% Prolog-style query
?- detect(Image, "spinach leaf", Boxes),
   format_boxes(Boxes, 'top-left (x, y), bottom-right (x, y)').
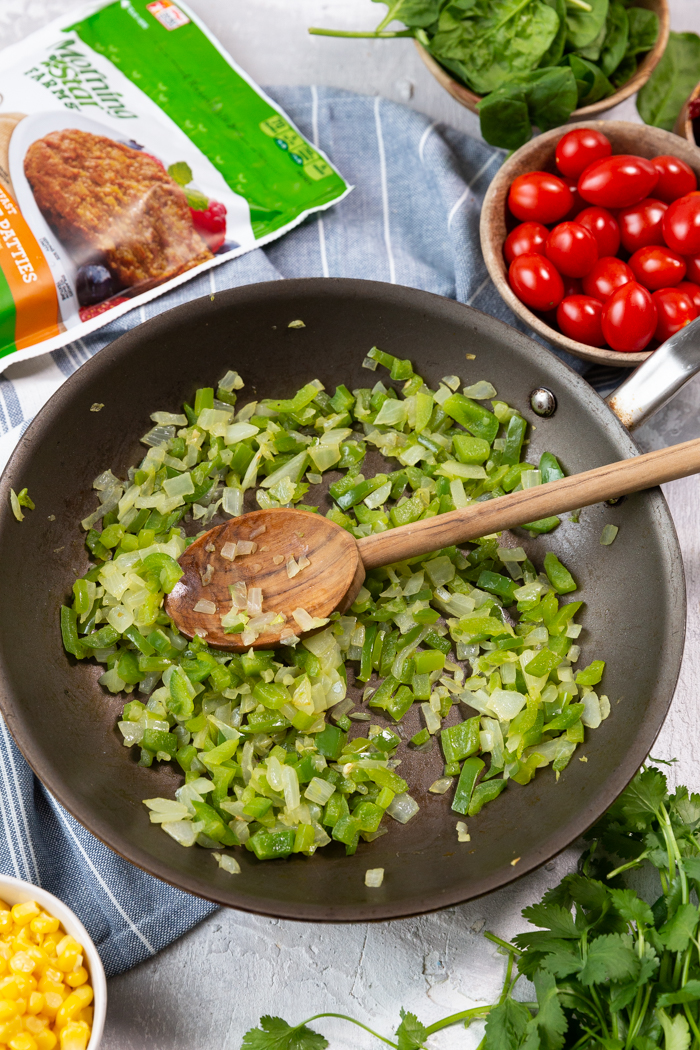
top-left (539, 0), bottom-right (567, 67)
top-left (478, 65), bottom-right (578, 149)
top-left (610, 50), bottom-right (637, 87)
top-left (564, 53), bottom-right (614, 105)
top-left (478, 86), bottom-right (532, 150)
top-left (565, 0), bottom-right (608, 51)
top-left (576, 20), bottom-right (607, 62)
top-left (527, 65), bottom-right (579, 127)
top-left (599, 1), bottom-right (629, 77)
top-left (637, 31), bottom-right (700, 131)
top-left (371, 0), bottom-right (443, 29)
top-left (429, 0), bottom-right (560, 94)
top-left (626, 6), bottom-right (659, 56)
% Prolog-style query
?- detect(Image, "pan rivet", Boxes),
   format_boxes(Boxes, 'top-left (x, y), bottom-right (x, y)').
top-left (530, 388), bottom-right (557, 417)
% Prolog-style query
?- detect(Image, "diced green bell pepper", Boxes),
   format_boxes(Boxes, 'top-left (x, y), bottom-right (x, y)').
top-left (452, 757), bottom-right (485, 815)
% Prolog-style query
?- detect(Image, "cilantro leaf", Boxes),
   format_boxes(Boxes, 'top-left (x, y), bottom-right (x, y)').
top-left (521, 904), bottom-right (579, 939)
top-left (577, 934), bottom-right (640, 986)
top-left (531, 970), bottom-right (567, 1050)
top-left (541, 943), bottom-right (583, 979)
top-left (659, 903), bottom-right (700, 953)
top-left (670, 786), bottom-right (700, 828)
top-left (658, 1009), bottom-right (691, 1050)
top-left (657, 980), bottom-right (700, 1007)
top-left (617, 767), bottom-right (667, 829)
top-left (608, 982), bottom-right (638, 1013)
top-left (681, 857), bottom-right (700, 884)
top-left (241, 1016), bottom-right (329, 1050)
top-left (484, 999), bottom-right (531, 1050)
top-left (396, 1010), bottom-right (426, 1050)
top-left (609, 888), bottom-right (654, 927)
top-left (563, 874), bottom-right (609, 914)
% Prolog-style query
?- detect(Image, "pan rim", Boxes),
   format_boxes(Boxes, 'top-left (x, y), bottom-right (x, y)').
top-left (0, 277), bottom-right (686, 921)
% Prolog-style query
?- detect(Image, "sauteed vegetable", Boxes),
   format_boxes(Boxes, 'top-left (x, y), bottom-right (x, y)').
top-left (61, 351), bottom-right (609, 862)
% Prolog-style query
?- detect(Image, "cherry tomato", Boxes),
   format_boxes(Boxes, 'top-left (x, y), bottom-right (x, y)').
top-left (556, 294), bottom-right (605, 346)
top-left (508, 172), bottom-right (573, 224)
top-left (651, 155), bottom-right (697, 203)
top-left (578, 155), bottom-right (658, 209)
top-left (663, 194), bottom-right (700, 255)
top-left (686, 254), bottom-right (700, 284)
top-left (555, 128), bottom-right (612, 180)
top-left (545, 221), bottom-right (598, 277)
top-left (676, 281), bottom-right (700, 312)
top-left (504, 222), bottom-right (548, 265)
top-left (629, 246), bottom-right (686, 290)
top-left (651, 287), bottom-right (697, 342)
top-left (601, 282), bottom-right (657, 352)
top-left (582, 256), bottom-right (634, 301)
top-left (617, 198), bottom-right (667, 253)
top-left (509, 253), bottom-right (565, 312)
top-left (576, 206), bottom-right (620, 257)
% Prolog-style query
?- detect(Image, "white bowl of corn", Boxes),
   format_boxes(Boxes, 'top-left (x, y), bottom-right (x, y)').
top-left (0, 875), bottom-right (106, 1049)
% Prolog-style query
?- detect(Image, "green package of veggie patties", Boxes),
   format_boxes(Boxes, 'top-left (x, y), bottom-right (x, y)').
top-left (0, 0), bottom-right (350, 370)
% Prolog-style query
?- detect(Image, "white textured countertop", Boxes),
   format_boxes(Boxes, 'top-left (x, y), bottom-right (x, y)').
top-left (2, 1), bottom-right (699, 1046)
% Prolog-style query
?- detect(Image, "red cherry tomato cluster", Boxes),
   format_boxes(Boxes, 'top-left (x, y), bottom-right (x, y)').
top-left (505, 129), bottom-right (700, 352)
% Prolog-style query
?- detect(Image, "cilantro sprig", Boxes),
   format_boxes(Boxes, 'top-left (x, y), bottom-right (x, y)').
top-left (241, 764), bottom-right (700, 1049)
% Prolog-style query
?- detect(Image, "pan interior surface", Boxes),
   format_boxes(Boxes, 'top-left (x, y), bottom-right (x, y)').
top-left (0, 279), bottom-right (684, 920)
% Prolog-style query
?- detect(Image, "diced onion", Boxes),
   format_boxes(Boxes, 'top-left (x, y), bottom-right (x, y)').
top-left (212, 852), bottom-right (241, 874)
top-left (193, 599), bottom-right (216, 615)
top-left (462, 381), bottom-right (497, 399)
top-left (386, 793), bottom-right (420, 824)
top-left (365, 868), bottom-right (385, 888)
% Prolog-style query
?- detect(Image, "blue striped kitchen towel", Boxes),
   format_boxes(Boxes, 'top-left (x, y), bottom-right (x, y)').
top-left (0, 86), bottom-right (621, 976)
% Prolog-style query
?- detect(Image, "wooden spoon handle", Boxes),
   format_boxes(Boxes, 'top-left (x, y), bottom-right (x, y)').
top-left (357, 437), bottom-right (700, 571)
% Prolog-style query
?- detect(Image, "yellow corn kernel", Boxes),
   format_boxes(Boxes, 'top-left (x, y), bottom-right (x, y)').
top-left (36, 1032), bottom-right (58, 1050)
top-left (24, 1016), bottom-right (47, 1035)
top-left (53, 948), bottom-right (80, 977)
top-left (11, 903), bottom-right (40, 928)
top-left (0, 900), bottom-right (10, 911)
top-left (8, 1032), bottom-right (38, 1050)
top-left (0, 912), bottom-right (13, 935)
top-left (40, 992), bottom-right (63, 1020)
top-left (0, 1016), bottom-right (22, 1042)
top-left (54, 987), bottom-right (92, 1031)
top-left (37, 981), bottom-right (64, 1002)
top-left (64, 970), bottom-right (87, 991)
top-left (77, 1007), bottom-right (92, 1028)
top-left (0, 998), bottom-right (21, 1022)
top-left (40, 936), bottom-right (60, 959)
top-left (13, 975), bottom-right (36, 997)
top-left (13, 930), bottom-right (37, 954)
top-left (0, 975), bottom-right (22, 999)
top-left (58, 1022), bottom-right (89, 1050)
top-left (28, 993), bottom-right (44, 1016)
top-left (29, 916), bottom-right (59, 937)
top-left (10, 952), bottom-right (36, 975)
top-left (53, 940), bottom-right (74, 961)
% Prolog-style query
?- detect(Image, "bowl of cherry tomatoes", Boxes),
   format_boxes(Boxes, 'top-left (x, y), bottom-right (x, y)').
top-left (480, 121), bottom-right (700, 365)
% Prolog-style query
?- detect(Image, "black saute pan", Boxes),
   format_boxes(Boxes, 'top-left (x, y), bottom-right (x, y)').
top-left (0, 278), bottom-right (689, 921)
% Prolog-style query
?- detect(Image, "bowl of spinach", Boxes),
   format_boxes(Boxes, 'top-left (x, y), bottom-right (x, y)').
top-left (310, 0), bottom-right (669, 153)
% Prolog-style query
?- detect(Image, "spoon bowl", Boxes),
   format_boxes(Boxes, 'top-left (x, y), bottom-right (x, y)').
top-left (165, 508), bottom-right (362, 649)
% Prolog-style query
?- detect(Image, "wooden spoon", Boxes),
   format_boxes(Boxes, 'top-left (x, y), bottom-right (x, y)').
top-left (165, 436), bottom-right (700, 650)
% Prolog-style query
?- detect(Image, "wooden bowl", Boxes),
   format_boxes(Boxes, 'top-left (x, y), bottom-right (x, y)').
top-left (676, 80), bottom-right (700, 145)
top-left (416, 0), bottom-right (669, 120)
top-left (480, 120), bottom-right (700, 366)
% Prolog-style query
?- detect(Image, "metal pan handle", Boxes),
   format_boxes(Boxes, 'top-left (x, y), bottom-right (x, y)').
top-left (606, 315), bottom-right (700, 430)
